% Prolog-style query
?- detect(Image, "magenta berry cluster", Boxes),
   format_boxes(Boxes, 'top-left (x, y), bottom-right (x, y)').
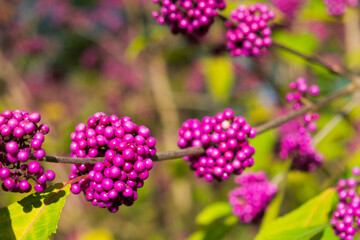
top-left (151, 0), bottom-right (226, 38)
top-left (69, 112), bottom-right (156, 213)
top-left (285, 77), bottom-right (320, 110)
top-left (277, 118), bottom-right (323, 171)
top-left (225, 3), bottom-right (275, 57)
top-left (272, 0), bottom-right (305, 19)
top-left (177, 109), bottom-right (257, 182)
top-left (277, 78), bottom-right (322, 171)
top-left (0, 110), bottom-right (53, 193)
top-left (324, 0), bottom-right (358, 16)
top-left (330, 167), bottom-right (360, 240)
top-left (229, 171), bottom-right (278, 223)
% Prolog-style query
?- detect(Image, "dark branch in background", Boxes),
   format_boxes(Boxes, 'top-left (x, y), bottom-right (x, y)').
top-left (216, 13), bottom-right (353, 76)
top-left (31, 81), bottom-right (359, 165)
top-left (272, 42), bottom-right (352, 76)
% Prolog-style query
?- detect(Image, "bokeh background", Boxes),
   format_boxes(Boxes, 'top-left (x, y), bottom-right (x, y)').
top-left (0, 0), bottom-right (360, 239)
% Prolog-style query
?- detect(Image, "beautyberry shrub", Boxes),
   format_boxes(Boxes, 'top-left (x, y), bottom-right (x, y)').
top-left (0, 110), bottom-right (53, 193)
top-left (225, 3), bottom-right (275, 57)
top-left (229, 171), bottom-right (278, 223)
top-left (69, 112), bottom-right (156, 213)
top-left (152, 0), bottom-right (226, 39)
top-left (178, 109), bottom-right (257, 182)
top-left (330, 167), bottom-right (360, 240)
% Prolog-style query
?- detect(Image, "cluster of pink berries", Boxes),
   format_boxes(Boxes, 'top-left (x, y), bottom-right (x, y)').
top-left (286, 77), bottom-right (320, 109)
top-left (330, 167), bottom-right (360, 240)
top-left (151, 0), bottom-right (226, 38)
top-left (277, 118), bottom-right (323, 171)
top-left (177, 109), bottom-right (257, 182)
top-left (0, 110), bottom-right (53, 193)
top-left (277, 78), bottom-right (323, 171)
top-left (324, 0), bottom-right (358, 16)
top-left (272, 0), bottom-right (305, 19)
top-left (225, 3), bottom-right (275, 57)
top-left (229, 171), bottom-right (278, 223)
top-left (69, 112), bottom-right (156, 213)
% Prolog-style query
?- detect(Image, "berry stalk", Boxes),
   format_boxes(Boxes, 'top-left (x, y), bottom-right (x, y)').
top-left (21, 80), bottom-right (360, 165)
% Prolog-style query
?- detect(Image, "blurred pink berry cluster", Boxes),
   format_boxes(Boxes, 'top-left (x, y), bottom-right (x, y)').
top-left (324, 0), bottom-right (358, 16)
top-left (152, 0), bottom-right (226, 39)
top-left (272, 0), bottom-right (306, 19)
top-left (225, 3), bottom-right (275, 57)
top-left (277, 78), bottom-right (323, 171)
top-left (229, 171), bottom-right (278, 223)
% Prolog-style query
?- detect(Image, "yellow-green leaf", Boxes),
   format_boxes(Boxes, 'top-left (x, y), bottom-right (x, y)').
top-left (196, 202), bottom-right (232, 226)
top-left (201, 56), bottom-right (234, 103)
top-left (256, 188), bottom-right (336, 240)
top-left (0, 183), bottom-right (71, 240)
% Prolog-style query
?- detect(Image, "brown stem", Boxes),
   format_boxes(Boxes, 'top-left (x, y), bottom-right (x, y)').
top-left (26, 81), bottom-right (359, 165)
top-left (63, 174), bottom-right (89, 186)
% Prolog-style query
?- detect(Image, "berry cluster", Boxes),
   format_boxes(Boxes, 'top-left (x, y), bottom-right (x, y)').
top-left (330, 167), bottom-right (360, 240)
top-left (229, 171), bottom-right (278, 223)
top-left (0, 110), bottom-right (53, 193)
top-left (225, 3), bottom-right (275, 57)
top-left (277, 78), bottom-right (322, 171)
top-left (324, 0), bottom-right (358, 16)
top-left (272, 0), bottom-right (305, 19)
top-left (69, 112), bottom-right (156, 213)
top-left (151, 0), bottom-right (226, 38)
top-left (285, 77), bottom-right (320, 111)
top-left (177, 109), bottom-right (257, 182)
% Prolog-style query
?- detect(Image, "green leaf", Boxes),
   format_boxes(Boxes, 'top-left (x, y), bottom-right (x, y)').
top-left (259, 225), bottom-right (329, 240)
top-left (273, 32), bottom-right (318, 66)
top-left (79, 228), bottom-right (115, 240)
top-left (190, 215), bottom-right (237, 240)
top-left (0, 183), bottom-right (71, 240)
top-left (256, 188), bottom-right (336, 240)
top-left (201, 56), bottom-right (234, 103)
top-left (187, 231), bottom-right (206, 240)
top-left (250, 130), bottom-right (277, 171)
top-left (196, 202), bottom-right (232, 226)
top-left (260, 159), bottom-right (292, 229)
top-left (320, 226), bottom-right (338, 240)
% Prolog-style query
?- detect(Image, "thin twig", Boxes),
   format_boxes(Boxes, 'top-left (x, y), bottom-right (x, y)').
top-left (272, 41), bottom-right (349, 76)
top-left (216, 14), bottom-right (353, 77)
top-left (29, 81), bottom-right (359, 165)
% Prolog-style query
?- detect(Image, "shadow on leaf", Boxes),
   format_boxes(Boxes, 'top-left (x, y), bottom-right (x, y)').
top-left (0, 207), bottom-right (16, 240)
top-left (18, 182), bottom-right (67, 213)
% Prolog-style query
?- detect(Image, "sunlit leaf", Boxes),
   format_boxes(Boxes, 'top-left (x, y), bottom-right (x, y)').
top-left (256, 188), bottom-right (336, 240)
top-left (0, 183), bottom-right (70, 240)
top-left (320, 226), bottom-right (338, 240)
top-left (196, 202), bottom-right (232, 226)
top-left (201, 56), bottom-right (234, 103)
top-left (258, 225), bottom-right (328, 240)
